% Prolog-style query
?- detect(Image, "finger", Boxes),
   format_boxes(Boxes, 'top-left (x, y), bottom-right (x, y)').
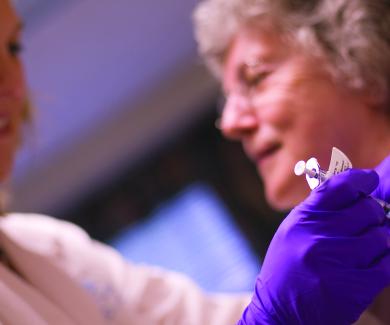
top-left (374, 154), bottom-right (390, 178)
top-left (305, 226), bottom-right (390, 269)
top-left (351, 250), bottom-right (390, 292)
top-left (321, 253), bottom-right (390, 317)
top-left (307, 169), bottom-right (379, 210)
top-left (334, 197), bottom-right (386, 234)
top-left (367, 250), bottom-right (390, 286)
top-left (372, 155), bottom-right (390, 201)
top-left (321, 251), bottom-right (390, 294)
top-left (299, 196), bottom-right (386, 236)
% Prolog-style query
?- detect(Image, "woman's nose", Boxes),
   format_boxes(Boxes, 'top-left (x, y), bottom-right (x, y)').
top-left (219, 94), bottom-right (258, 140)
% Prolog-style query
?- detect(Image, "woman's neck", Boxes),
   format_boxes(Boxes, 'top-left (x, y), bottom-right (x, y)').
top-left (353, 114), bottom-right (390, 168)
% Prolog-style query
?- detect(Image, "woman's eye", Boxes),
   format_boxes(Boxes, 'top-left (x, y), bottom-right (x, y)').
top-left (240, 64), bottom-right (271, 88)
top-left (8, 41), bottom-right (23, 56)
top-left (248, 71), bottom-right (270, 87)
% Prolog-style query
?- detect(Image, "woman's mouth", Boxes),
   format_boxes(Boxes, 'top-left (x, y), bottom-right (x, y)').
top-left (256, 143), bottom-right (282, 166)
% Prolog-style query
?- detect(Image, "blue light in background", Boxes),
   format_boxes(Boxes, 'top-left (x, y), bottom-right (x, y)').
top-left (110, 183), bottom-right (260, 292)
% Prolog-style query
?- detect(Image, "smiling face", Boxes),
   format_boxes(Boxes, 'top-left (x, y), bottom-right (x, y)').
top-left (0, 0), bottom-right (25, 182)
top-left (220, 26), bottom-right (389, 210)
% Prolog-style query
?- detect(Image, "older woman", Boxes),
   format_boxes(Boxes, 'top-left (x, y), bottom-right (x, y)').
top-left (194, 0), bottom-right (390, 324)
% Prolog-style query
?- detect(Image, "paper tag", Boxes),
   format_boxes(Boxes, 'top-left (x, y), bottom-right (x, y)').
top-left (327, 147), bottom-right (353, 176)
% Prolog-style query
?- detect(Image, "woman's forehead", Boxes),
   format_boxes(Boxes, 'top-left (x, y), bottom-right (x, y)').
top-left (226, 28), bottom-right (293, 69)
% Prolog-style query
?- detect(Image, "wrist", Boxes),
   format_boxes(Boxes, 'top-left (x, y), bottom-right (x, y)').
top-left (237, 293), bottom-right (280, 325)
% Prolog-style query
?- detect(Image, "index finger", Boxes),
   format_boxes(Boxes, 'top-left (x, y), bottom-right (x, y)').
top-left (306, 169), bottom-right (379, 211)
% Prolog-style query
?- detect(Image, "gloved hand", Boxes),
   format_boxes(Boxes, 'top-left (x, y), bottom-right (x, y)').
top-left (238, 169), bottom-right (390, 325)
top-left (372, 154), bottom-right (390, 202)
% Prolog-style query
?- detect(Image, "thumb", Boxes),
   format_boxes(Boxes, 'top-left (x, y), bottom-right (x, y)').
top-left (372, 154), bottom-right (390, 201)
top-left (374, 154), bottom-right (390, 178)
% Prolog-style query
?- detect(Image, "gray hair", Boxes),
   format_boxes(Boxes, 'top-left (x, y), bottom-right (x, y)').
top-left (193, 0), bottom-right (390, 110)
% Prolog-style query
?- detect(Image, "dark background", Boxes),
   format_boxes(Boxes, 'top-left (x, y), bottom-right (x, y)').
top-left (62, 106), bottom-right (284, 260)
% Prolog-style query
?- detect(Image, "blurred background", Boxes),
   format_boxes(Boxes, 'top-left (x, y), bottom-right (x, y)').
top-left (11, 0), bottom-right (284, 292)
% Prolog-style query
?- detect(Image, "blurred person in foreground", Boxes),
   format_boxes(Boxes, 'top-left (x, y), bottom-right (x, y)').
top-left (0, 0), bottom-right (252, 323)
top-left (193, 0), bottom-right (390, 324)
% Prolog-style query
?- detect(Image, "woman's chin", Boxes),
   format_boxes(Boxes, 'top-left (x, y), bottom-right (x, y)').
top-left (265, 184), bottom-right (310, 212)
top-left (266, 195), bottom-right (295, 211)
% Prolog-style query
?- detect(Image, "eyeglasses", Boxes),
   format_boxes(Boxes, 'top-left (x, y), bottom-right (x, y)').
top-left (216, 59), bottom-right (269, 129)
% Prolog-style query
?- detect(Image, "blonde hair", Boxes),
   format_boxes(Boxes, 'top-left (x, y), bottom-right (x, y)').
top-left (193, 0), bottom-right (390, 111)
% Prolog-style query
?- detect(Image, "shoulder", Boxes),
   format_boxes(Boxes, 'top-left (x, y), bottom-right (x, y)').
top-left (1, 213), bottom-right (129, 320)
top-left (0, 213), bottom-right (99, 275)
top-left (0, 213), bottom-right (124, 288)
top-left (1, 213), bottom-right (90, 250)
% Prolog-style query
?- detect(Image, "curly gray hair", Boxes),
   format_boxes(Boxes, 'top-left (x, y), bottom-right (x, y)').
top-left (193, 0), bottom-right (390, 111)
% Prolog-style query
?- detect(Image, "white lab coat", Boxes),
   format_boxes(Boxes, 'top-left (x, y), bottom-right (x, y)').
top-left (0, 213), bottom-right (251, 325)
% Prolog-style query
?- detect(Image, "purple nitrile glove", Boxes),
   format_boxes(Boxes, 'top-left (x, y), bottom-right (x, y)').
top-left (372, 154), bottom-right (390, 203)
top-left (238, 169), bottom-right (390, 325)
